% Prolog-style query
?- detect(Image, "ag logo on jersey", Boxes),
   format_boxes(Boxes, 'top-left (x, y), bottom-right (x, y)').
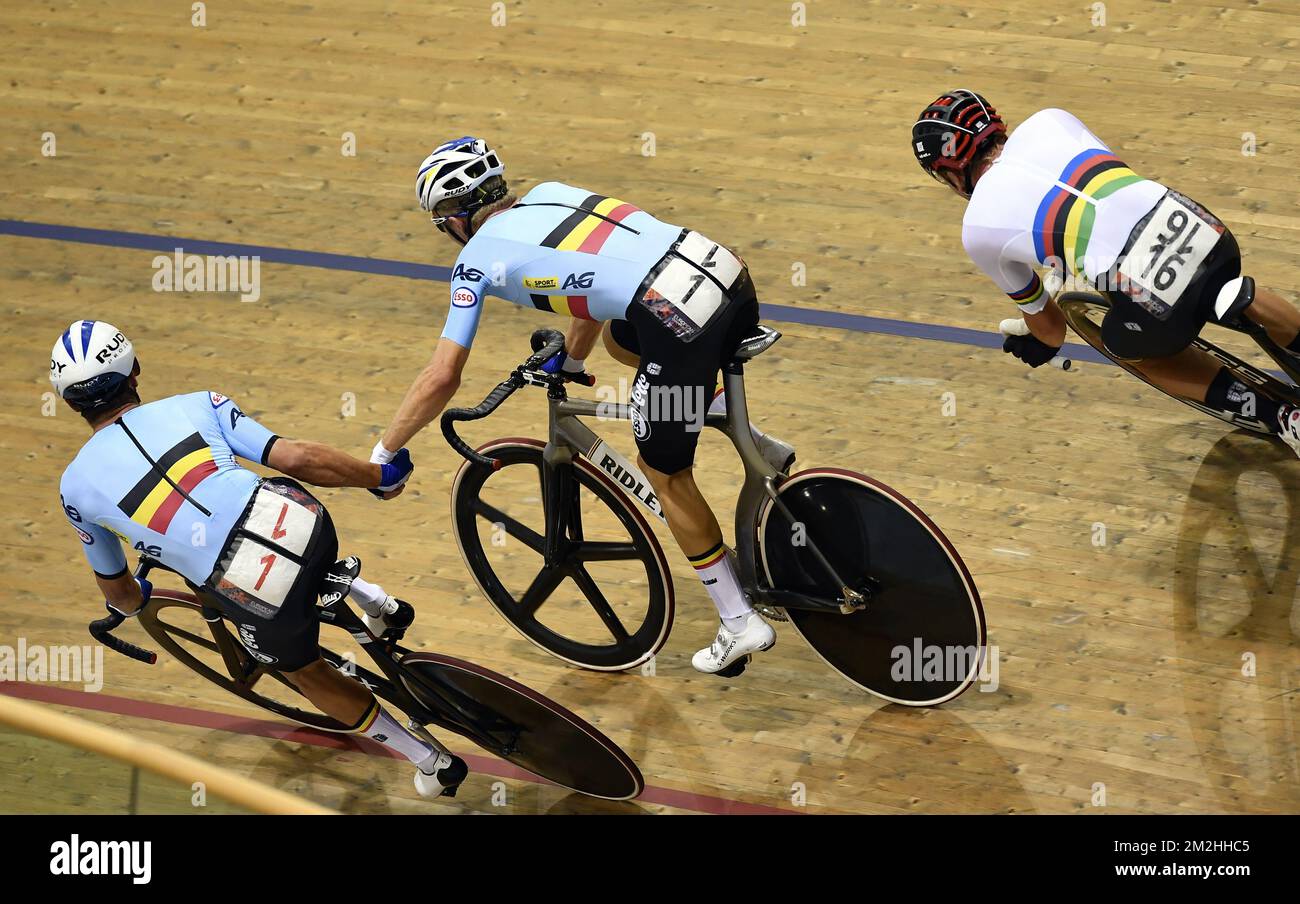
top-left (451, 263), bottom-right (485, 283)
top-left (563, 271), bottom-right (595, 291)
top-left (452, 287), bottom-right (478, 308)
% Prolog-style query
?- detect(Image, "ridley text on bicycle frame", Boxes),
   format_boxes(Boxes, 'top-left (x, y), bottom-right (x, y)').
top-left (585, 438), bottom-right (667, 523)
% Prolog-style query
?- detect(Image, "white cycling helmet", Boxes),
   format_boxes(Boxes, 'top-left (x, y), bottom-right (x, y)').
top-left (415, 136), bottom-right (507, 226)
top-left (49, 320), bottom-right (136, 406)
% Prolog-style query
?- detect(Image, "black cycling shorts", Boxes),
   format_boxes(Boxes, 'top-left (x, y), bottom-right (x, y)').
top-left (1099, 195), bottom-right (1242, 361)
top-left (609, 270), bottom-right (761, 475)
top-left (199, 478), bottom-right (338, 673)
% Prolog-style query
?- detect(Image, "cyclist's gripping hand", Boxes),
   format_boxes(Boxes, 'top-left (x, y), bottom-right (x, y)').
top-left (540, 349), bottom-right (596, 386)
top-left (999, 318), bottom-right (1061, 368)
top-left (370, 444), bottom-right (414, 500)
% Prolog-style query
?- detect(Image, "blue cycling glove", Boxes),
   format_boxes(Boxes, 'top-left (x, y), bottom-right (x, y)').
top-left (371, 448), bottom-right (414, 498)
top-left (541, 350), bottom-right (592, 384)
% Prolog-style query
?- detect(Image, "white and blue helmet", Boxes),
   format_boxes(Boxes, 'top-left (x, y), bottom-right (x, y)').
top-left (50, 320), bottom-right (136, 406)
top-left (415, 136), bottom-right (506, 223)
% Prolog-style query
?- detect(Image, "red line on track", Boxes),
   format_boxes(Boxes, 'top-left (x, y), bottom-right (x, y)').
top-left (0, 682), bottom-right (795, 816)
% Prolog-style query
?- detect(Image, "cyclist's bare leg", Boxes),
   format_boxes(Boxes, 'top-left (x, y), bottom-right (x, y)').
top-left (601, 322), bottom-right (639, 368)
top-left (636, 457), bottom-right (723, 555)
top-left (1244, 286), bottom-right (1300, 347)
top-left (287, 657), bottom-right (458, 785)
top-left (287, 657), bottom-right (372, 724)
top-left (1124, 345), bottom-right (1223, 400)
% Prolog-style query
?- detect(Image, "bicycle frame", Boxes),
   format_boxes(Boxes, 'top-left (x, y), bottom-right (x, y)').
top-left (126, 559), bottom-right (527, 756)
top-left (535, 363), bottom-right (865, 615)
top-left (1221, 310), bottom-right (1300, 388)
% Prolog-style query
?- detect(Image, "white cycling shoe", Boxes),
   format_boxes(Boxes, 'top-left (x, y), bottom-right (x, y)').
top-left (414, 750), bottom-right (469, 799)
top-left (1279, 406), bottom-right (1300, 458)
top-left (692, 612), bottom-right (776, 677)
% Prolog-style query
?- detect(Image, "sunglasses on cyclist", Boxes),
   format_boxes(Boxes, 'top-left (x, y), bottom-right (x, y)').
top-left (429, 167), bottom-right (504, 225)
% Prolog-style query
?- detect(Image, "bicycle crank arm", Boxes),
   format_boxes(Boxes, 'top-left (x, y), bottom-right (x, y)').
top-left (752, 587), bottom-right (852, 615)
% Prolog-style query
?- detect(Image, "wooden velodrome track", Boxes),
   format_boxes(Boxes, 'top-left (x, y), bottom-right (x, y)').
top-left (2, 0), bottom-right (1298, 814)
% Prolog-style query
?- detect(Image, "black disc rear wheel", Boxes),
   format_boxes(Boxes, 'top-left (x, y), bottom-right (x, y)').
top-left (400, 652), bottom-right (644, 800)
top-left (759, 469), bottom-right (985, 705)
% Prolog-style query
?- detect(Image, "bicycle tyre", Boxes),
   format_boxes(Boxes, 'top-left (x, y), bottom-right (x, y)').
top-left (758, 468), bottom-right (986, 705)
top-left (400, 652), bottom-right (644, 800)
top-left (450, 438), bottom-right (674, 671)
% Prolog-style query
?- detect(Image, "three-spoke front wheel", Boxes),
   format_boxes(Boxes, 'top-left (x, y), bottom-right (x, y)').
top-left (450, 438), bottom-right (674, 671)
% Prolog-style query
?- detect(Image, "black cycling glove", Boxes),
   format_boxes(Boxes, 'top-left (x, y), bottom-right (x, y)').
top-left (1003, 332), bottom-right (1061, 368)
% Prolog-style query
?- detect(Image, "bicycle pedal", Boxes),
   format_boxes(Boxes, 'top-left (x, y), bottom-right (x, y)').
top-left (753, 603), bottom-right (788, 623)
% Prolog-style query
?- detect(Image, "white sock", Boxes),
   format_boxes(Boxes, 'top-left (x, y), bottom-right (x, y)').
top-left (348, 577), bottom-right (398, 618)
top-left (358, 702), bottom-right (439, 764)
top-left (722, 614), bottom-right (750, 632)
top-left (689, 542), bottom-right (752, 620)
top-left (359, 702), bottom-right (437, 764)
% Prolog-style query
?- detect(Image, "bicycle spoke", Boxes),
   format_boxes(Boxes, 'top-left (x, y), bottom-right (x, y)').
top-left (568, 486), bottom-right (585, 542)
top-left (518, 566), bottom-right (567, 618)
top-left (159, 622), bottom-right (220, 653)
top-left (574, 541), bottom-right (643, 561)
top-left (571, 565), bottom-right (630, 643)
top-left (472, 499), bottom-right (545, 554)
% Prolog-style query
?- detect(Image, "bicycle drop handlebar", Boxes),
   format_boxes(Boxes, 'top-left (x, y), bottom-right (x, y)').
top-left (441, 328), bottom-right (569, 470)
top-left (88, 558), bottom-right (161, 665)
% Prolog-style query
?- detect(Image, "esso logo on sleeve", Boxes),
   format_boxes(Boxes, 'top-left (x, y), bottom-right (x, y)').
top-left (452, 288), bottom-right (478, 308)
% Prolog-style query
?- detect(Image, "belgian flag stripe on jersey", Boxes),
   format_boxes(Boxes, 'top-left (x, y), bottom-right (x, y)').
top-left (540, 194), bottom-right (641, 254)
top-left (118, 433), bottom-right (218, 533)
top-left (528, 293), bottom-right (593, 319)
top-left (541, 194), bottom-right (605, 248)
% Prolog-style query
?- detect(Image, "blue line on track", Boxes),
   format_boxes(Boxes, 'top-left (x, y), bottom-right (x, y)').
top-left (0, 217), bottom-right (1113, 364)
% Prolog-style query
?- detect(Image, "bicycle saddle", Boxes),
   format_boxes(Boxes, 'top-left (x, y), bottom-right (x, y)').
top-left (319, 555), bottom-right (361, 606)
top-left (732, 325), bottom-right (782, 361)
top-left (1213, 275), bottom-right (1256, 329)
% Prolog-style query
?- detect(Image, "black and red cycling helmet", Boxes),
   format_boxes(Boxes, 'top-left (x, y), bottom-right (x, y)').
top-left (912, 90), bottom-right (1007, 193)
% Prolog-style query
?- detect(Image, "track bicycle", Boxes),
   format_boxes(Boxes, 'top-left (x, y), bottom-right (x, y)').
top-left (89, 556), bottom-right (644, 800)
top-left (441, 328), bottom-right (987, 706)
top-left (1059, 291), bottom-right (1300, 432)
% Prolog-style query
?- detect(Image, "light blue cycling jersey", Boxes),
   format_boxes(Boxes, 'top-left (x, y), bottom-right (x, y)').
top-left (59, 392), bottom-right (278, 584)
top-left (442, 181), bottom-right (686, 348)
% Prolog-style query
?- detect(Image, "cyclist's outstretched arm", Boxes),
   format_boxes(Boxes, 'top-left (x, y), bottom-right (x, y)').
top-left (565, 317), bottom-right (603, 360)
top-left (1024, 295), bottom-right (1067, 347)
top-left (267, 440), bottom-right (385, 489)
top-left (379, 338), bottom-right (470, 452)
